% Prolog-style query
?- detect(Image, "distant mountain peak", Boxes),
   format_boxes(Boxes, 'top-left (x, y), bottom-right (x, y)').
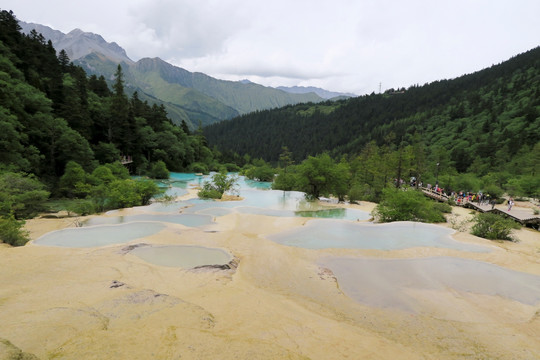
top-left (277, 85), bottom-right (356, 99)
top-left (67, 28), bottom-right (85, 35)
top-left (18, 21), bottom-right (133, 65)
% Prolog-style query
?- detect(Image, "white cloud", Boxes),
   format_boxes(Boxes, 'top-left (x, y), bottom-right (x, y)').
top-left (119, 0), bottom-right (249, 60)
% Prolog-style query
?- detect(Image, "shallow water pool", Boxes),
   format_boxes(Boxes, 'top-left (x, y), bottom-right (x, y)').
top-left (320, 256), bottom-right (540, 312)
top-left (83, 213), bottom-right (214, 227)
top-left (268, 220), bottom-right (491, 252)
top-left (130, 245), bottom-right (232, 268)
top-left (34, 222), bottom-right (166, 248)
top-left (183, 188), bottom-right (371, 220)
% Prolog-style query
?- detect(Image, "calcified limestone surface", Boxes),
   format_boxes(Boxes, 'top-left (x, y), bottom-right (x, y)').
top-left (1, 192), bottom-right (539, 360)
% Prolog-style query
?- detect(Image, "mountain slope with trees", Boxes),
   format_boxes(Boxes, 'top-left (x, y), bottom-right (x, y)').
top-left (207, 47), bottom-right (539, 204)
top-left (205, 47), bottom-right (540, 176)
top-left (0, 9), bottom-right (227, 244)
top-left (19, 21), bottom-right (326, 129)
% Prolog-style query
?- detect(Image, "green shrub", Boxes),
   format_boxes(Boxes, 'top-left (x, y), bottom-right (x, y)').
top-left (66, 199), bottom-right (96, 216)
top-left (224, 163), bottom-right (241, 172)
top-left (198, 172), bottom-right (239, 199)
top-left (89, 178), bottom-right (160, 211)
top-left (0, 215), bottom-right (29, 246)
top-left (471, 213), bottom-right (520, 241)
top-left (59, 161), bottom-right (88, 198)
top-left (347, 184), bottom-right (365, 203)
top-left (0, 172), bottom-right (50, 219)
top-left (190, 162), bottom-right (209, 174)
top-left (272, 170), bottom-right (298, 191)
top-left (482, 184), bottom-right (503, 200)
top-left (149, 160), bottom-right (170, 179)
top-left (134, 179), bottom-right (160, 205)
top-left (453, 173), bottom-right (482, 193)
top-left (197, 186), bottom-right (223, 199)
top-left (244, 164), bottom-right (275, 182)
top-left (105, 161), bottom-right (130, 180)
top-left (348, 183), bottom-right (378, 203)
top-left (372, 188), bottom-right (446, 223)
top-left (105, 180), bottom-right (142, 209)
top-left (432, 202), bottom-right (452, 213)
top-left (90, 166), bottom-right (116, 185)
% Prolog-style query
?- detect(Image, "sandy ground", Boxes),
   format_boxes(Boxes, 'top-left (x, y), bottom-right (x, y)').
top-left (1, 192), bottom-right (539, 360)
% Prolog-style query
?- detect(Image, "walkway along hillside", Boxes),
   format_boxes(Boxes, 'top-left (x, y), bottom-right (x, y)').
top-left (421, 187), bottom-right (540, 229)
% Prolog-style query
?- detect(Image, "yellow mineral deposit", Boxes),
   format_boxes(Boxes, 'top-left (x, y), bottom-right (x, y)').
top-left (1, 190), bottom-right (539, 359)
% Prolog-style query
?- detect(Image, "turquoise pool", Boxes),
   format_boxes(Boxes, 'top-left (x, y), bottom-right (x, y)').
top-left (34, 222), bottom-right (166, 248)
top-left (183, 188), bottom-right (371, 220)
top-left (268, 220), bottom-right (492, 252)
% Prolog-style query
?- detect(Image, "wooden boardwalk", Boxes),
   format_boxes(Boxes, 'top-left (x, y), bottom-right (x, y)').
top-left (120, 155), bottom-right (133, 165)
top-left (421, 187), bottom-right (540, 228)
top-left (491, 207), bottom-right (540, 228)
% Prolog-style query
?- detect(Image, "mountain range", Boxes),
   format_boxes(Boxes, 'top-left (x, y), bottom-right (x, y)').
top-left (19, 21), bottom-right (353, 128)
top-left (277, 86), bottom-right (356, 100)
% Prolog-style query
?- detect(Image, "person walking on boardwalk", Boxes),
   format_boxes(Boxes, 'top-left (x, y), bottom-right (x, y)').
top-left (490, 197), bottom-right (496, 210)
top-left (507, 197), bottom-right (514, 211)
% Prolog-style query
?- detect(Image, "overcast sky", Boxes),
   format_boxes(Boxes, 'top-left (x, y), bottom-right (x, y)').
top-left (3, 0), bottom-right (540, 95)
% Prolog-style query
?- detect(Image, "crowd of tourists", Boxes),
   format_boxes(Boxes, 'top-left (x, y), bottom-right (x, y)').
top-left (405, 177), bottom-right (519, 211)
top-left (423, 182), bottom-right (498, 209)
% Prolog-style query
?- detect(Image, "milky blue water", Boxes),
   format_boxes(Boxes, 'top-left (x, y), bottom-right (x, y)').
top-left (134, 175), bottom-right (371, 221)
top-left (130, 245), bottom-right (232, 268)
top-left (268, 220), bottom-right (492, 252)
top-left (34, 174), bottom-right (537, 314)
top-left (180, 187), bottom-right (372, 220)
top-left (319, 256), bottom-right (540, 311)
top-left (83, 213), bottom-right (214, 227)
top-left (34, 222), bottom-right (166, 248)
top-left (39, 174), bottom-right (478, 252)
top-left (160, 186), bottom-right (188, 198)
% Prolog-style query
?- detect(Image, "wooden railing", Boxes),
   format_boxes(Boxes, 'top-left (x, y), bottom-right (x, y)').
top-left (120, 155), bottom-right (133, 165)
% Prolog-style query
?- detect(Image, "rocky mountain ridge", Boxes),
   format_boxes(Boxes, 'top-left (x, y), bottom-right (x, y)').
top-left (20, 21), bottom-right (133, 64)
top-left (18, 21), bottom-right (353, 128)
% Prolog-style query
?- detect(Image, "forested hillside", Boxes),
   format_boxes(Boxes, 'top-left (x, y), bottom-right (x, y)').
top-left (205, 47), bottom-right (540, 178)
top-left (0, 9), bottom-right (218, 182)
top-left (1, 9), bottom-right (232, 244)
top-left (77, 55), bottom-right (323, 129)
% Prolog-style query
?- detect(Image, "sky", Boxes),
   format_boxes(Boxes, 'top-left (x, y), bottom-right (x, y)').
top-left (2, 0), bottom-right (540, 95)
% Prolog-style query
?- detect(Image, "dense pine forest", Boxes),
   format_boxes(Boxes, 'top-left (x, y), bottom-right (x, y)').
top-left (205, 47), bottom-right (540, 169)
top-left (0, 10), bottom-right (217, 179)
top-left (205, 46), bottom-right (540, 201)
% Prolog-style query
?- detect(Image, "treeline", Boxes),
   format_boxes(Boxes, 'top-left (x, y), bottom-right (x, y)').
top-left (0, 10), bottom-right (220, 245)
top-left (242, 139), bottom-right (538, 204)
top-left (205, 47), bottom-right (540, 182)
